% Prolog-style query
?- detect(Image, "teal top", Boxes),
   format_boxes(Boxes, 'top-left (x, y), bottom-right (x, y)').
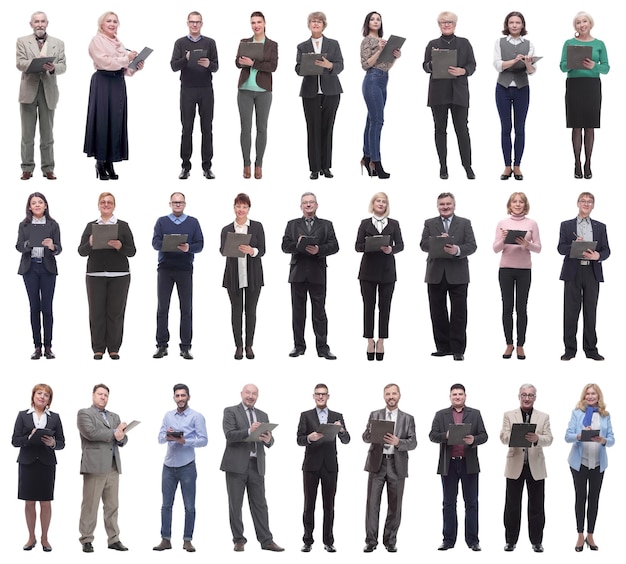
top-left (240, 38), bottom-right (266, 92)
top-left (560, 37), bottom-right (609, 78)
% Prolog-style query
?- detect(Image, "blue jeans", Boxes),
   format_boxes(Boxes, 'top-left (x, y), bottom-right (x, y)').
top-left (161, 461), bottom-right (197, 540)
top-left (495, 84), bottom-right (530, 166)
top-left (362, 68), bottom-right (388, 161)
top-left (441, 458), bottom-right (479, 546)
top-left (23, 260), bottom-right (56, 348)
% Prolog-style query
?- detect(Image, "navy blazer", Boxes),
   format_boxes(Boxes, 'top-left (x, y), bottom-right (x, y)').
top-left (12, 410), bottom-right (65, 465)
top-left (558, 218), bottom-right (610, 282)
top-left (355, 218), bottom-right (404, 284)
top-left (297, 408), bottom-right (350, 472)
top-left (296, 36), bottom-right (344, 97)
top-left (16, 219), bottom-right (62, 275)
top-left (220, 220), bottom-right (265, 292)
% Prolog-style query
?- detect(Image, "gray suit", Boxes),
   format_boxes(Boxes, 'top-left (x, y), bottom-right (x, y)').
top-left (77, 406), bottom-right (127, 545)
top-left (363, 408), bottom-right (417, 548)
top-left (16, 33), bottom-right (65, 173)
top-left (220, 403), bottom-right (276, 546)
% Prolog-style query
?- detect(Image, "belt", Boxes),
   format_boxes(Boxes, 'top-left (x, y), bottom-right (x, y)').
top-left (451, 456), bottom-right (464, 460)
top-left (31, 258), bottom-right (43, 263)
top-left (382, 454), bottom-right (395, 459)
top-left (579, 260), bottom-right (590, 266)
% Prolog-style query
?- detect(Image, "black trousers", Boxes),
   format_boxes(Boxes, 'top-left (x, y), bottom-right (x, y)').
top-left (360, 280), bottom-right (395, 339)
top-left (431, 104), bottom-right (472, 167)
top-left (571, 465), bottom-right (604, 534)
top-left (227, 287), bottom-right (261, 347)
top-left (290, 281), bottom-right (329, 353)
top-left (302, 466), bottom-right (337, 546)
top-left (180, 86), bottom-right (214, 171)
top-left (427, 275), bottom-right (468, 354)
top-left (498, 267), bottom-right (531, 346)
top-left (563, 264), bottom-right (600, 355)
top-left (156, 269), bottom-right (193, 350)
top-left (504, 464), bottom-right (545, 545)
top-left (302, 94), bottom-right (340, 172)
top-left (85, 274), bottom-right (130, 353)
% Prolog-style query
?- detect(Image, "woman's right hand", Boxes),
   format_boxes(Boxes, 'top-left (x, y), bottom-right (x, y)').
top-left (239, 56), bottom-right (254, 67)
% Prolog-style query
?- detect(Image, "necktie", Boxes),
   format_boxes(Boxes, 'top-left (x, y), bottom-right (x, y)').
top-left (248, 408), bottom-right (256, 454)
top-left (443, 217), bottom-right (450, 233)
top-left (305, 218), bottom-right (313, 233)
top-left (383, 411), bottom-right (392, 450)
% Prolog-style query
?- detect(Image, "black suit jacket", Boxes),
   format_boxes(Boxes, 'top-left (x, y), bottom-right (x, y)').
top-left (220, 220), bottom-right (265, 292)
top-left (363, 409), bottom-right (417, 479)
top-left (355, 218), bottom-right (404, 284)
top-left (220, 403), bottom-right (274, 477)
top-left (282, 217), bottom-right (339, 284)
top-left (429, 405), bottom-right (488, 475)
top-left (420, 215), bottom-right (477, 284)
top-left (558, 218), bottom-right (609, 282)
top-left (12, 410), bottom-right (65, 465)
top-left (16, 219), bottom-right (62, 275)
top-left (296, 36), bottom-right (344, 97)
top-left (297, 408), bottom-right (350, 472)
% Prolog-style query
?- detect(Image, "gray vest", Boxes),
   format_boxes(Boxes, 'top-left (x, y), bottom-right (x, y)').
top-left (497, 38), bottom-right (530, 89)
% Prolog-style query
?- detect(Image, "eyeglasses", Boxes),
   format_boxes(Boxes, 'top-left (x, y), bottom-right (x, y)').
top-left (520, 393), bottom-right (536, 399)
top-left (188, 20), bottom-right (202, 25)
top-left (438, 20), bottom-right (456, 26)
top-left (171, 201), bottom-right (186, 206)
top-left (578, 200), bottom-right (594, 205)
top-left (314, 392), bottom-right (328, 397)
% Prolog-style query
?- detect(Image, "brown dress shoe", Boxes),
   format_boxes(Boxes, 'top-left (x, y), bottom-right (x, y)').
top-left (262, 541), bottom-right (285, 552)
top-left (43, 171), bottom-right (57, 180)
top-left (183, 541), bottom-right (195, 552)
top-left (243, 166), bottom-right (251, 179)
top-left (254, 166), bottom-right (262, 179)
top-left (234, 542), bottom-right (245, 552)
top-left (153, 539), bottom-right (172, 551)
top-left (21, 171), bottom-right (33, 180)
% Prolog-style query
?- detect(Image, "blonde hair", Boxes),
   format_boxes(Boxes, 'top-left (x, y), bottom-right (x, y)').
top-left (368, 192), bottom-right (390, 217)
top-left (573, 11), bottom-right (594, 30)
top-left (97, 11), bottom-right (119, 34)
top-left (506, 192), bottom-right (529, 215)
top-left (575, 383), bottom-right (609, 416)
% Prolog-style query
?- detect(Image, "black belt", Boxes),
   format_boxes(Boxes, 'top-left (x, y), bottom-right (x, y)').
top-left (451, 456), bottom-right (464, 460)
top-left (382, 453), bottom-right (394, 459)
top-left (31, 258), bottom-right (43, 263)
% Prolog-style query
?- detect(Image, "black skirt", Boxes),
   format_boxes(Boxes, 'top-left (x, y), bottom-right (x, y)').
top-left (84, 69), bottom-right (129, 162)
top-left (565, 77), bottom-right (601, 128)
top-left (18, 460), bottom-right (56, 501)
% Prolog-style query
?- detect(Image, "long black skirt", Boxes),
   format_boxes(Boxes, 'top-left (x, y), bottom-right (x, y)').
top-left (18, 460), bottom-right (56, 501)
top-left (84, 69), bottom-right (129, 162)
top-left (565, 77), bottom-right (601, 128)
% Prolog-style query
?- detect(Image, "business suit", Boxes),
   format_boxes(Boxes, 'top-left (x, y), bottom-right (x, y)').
top-left (220, 403), bottom-right (276, 546)
top-left (16, 33), bottom-right (66, 174)
top-left (500, 408), bottom-right (552, 545)
top-left (363, 408), bottom-right (417, 548)
top-left (355, 218), bottom-right (404, 339)
top-left (557, 217), bottom-right (610, 357)
top-left (420, 214), bottom-right (477, 354)
top-left (429, 405), bottom-right (488, 547)
top-left (297, 408), bottom-right (350, 546)
top-left (282, 216), bottom-right (339, 354)
top-left (296, 36), bottom-right (343, 172)
top-left (77, 406), bottom-right (128, 545)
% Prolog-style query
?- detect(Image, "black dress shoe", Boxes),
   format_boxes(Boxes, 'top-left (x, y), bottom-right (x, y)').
top-left (289, 348), bottom-right (305, 357)
top-left (453, 353), bottom-right (464, 361)
top-left (586, 351), bottom-right (604, 361)
top-left (31, 348), bottom-right (42, 360)
top-left (431, 350), bottom-right (453, 357)
top-left (234, 347), bottom-right (244, 360)
top-left (363, 544), bottom-right (376, 552)
top-left (261, 541), bottom-right (284, 552)
top-left (561, 352), bottom-right (576, 361)
top-left (301, 544), bottom-right (312, 552)
top-left (82, 542), bottom-right (94, 553)
top-left (109, 353), bottom-right (120, 360)
top-left (585, 538), bottom-right (598, 551)
top-left (575, 544), bottom-right (584, 552)
top-left (385, 544), bottom-right (397, 552)
top-left (44, 346), bottom-right (55, 359)
top-left (318, 349), bottom-right (337, 360)
top-left (469, 543), bottom-right (481, 551)
top-left (108, 541), bottom-right (128, 551)
top-left (321, 168), bottom-right (334, 178)
top-left (234, 542), bottom-right (245, 552)
top-left (375, 352), bottom-right (384, 361)
top-left (532, 543), bottom-right (544, 553)
top-left (180, 349), bottom-right (193, 360)
top-left (324, 545), bottom-right (336, 552)
top-left (42, 544), bottom-right (52, 552)
top-left (43, 171), bottom-right (57, 180)
top-left (438, 543), bottom-right (454, 550)
top-left (23, 540), bottom-right (37, 550)
top-left (93, 352), bottom-right (104, 360)
top-left (179, 169), bottom-right (190, 179)
top-left (439, 165), bottom-right (448, 179)
top-left (153, 346), bottom-right (168, 359)
top-left (203, 169), bottom-right (215, 179)
top-left (310, 171), bottom-right (319, 180)
top-left (504, 543), bottom-right (516, 551)
top-left (245, 346), bottom-right (255, 359)
top-left (465, 166), bottom-right (476, 179)
top-left (104, 162), bottom-right (119, 180)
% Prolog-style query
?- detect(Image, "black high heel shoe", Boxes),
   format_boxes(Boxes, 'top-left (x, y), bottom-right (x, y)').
top-left (585, 538), bottom-right (598, 551)
top-left (361, 156), bottom-right (374, 176)
top-left (96, 161), bottom-right (110, 180)
top-left (574, 164), bottom-right (583, 179)
top-left (500, 168), bottom-right (513, 180)
top-left (105, 162), bottom-right (119, 180)
top-left (583, 164), bottom-right (592, 180)
top-left (370, 161), bottom-right (390, 179)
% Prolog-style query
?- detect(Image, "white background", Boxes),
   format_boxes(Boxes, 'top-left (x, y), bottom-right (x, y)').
top-left (2, 1), bottom-right (622, 563)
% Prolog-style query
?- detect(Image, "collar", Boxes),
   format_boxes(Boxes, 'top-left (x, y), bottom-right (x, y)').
top-left (97, 214), bottom-right (117, 225)
top-left (169, 212), bottom-right (188, 223)
top-left (27, 407), bottom-right (51, 415)
top-left (187, 34), bottom-right (203, 42)
top-left (235, 218), bottom-right (251, 228)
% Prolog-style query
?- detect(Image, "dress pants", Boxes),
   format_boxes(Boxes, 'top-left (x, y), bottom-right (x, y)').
top-left (225, 458), bottom-right (273, 546)
top-left (431, 104), bottom-right (472, 167)
top-left (227, 287), bottom-right (261, 347)
top-left (571, 465), bottom-right (604, 534)
top-left (303, 466), bottom-right (337, 546)
top-left (79, 464), bottom-right (121, 544)
top-left (504, 464), bottom-right (545, 545)
top-left (302, 94), bottom-right (340, 172)
top-left (86, 274), bottom-right (130, 353)
top-left (365, 456), bottom-right (405, 548)
top-left (20, 82), bottom-right (55, 173)
top-left (161, 461), bottom-right (197, 541)
top-left (563, 264), bottom-right (600, 355)
top-left (22, 260), bottom-right (56, 348)
top-left (180, 86), bottom-right (214, 172)
top-left (360, 280), bottom-right (395, 339)
top-left (495, 84), bottom-right (530, 166)
top-left (498, 267), bottom-right (531, 346)
top-left (427, 274), bottom-right (468, 354)
top-left (290, 281), bottom-right (329, 353)
top-left (156, 269), bottom-right (193, 351)
top-left (237, 89), bottom-right (272, 167)
top-left (441, 457), bottom-right (479, 547)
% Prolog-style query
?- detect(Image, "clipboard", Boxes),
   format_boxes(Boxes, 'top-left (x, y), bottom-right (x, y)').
top-left (364, 234), bottom-right (391, 252)
top-left (189, 49), bottom-right (207, 64)
top-left (316, 423), bottom-right (342, 442)
top-left (566, 45), bottom-right (592, 70)
top-left (508, 423), bottom-right (537, 447)
top-left (162, 233), bottom-right (188, 252)
top-left (569, 240), bottom-right (597, 259)
top-left (238, 41), bottom-right (264, 61)
top-left (123, 420), bottom-right (141, 433)
top-left (299, 53), bottom-right (327, 76)
top-left (581, 429), bottom-right (600, 442)
top-left (29, 223), bottom-right (53, 246)
top-left (377, 35), bottom-right (406, 64)
top-left (166, 430), bottom-right (184, 438)
top-left (29, 428), bottom-right (55, 441)
top-left (128, 47), bottom-right (153, 70)
top-left (428, 236), bottom-right (456, 259)
top-left (431, 49), bottom-right (457, 79)
top-left (504, 230), bottom-right (527, 244)
top-left (222, 232), bottom-right (252, 258)
top-left (91, 224), bottom-right (118, 250)
top-left (25, 56), bottom-right (55, 73)
top-left (447, 423), bottom-right (471, 445)
top-left (296, 235), bottom-right (319, 253)
top-left (369, 420), bottom-right (395, 444)
top-left (245, 422), bottom-right (278, 441)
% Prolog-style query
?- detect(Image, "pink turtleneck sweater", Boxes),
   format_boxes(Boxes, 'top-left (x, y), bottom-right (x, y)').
top-left (493, 214), bottom-right (541, 269)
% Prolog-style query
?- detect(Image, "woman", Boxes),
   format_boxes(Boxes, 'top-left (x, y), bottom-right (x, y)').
top-left (360, 11), bottom-right (401, 179)
top-left (355, 192), bottom-right (403, 361)
top-left (220, 193), bottom-right (265, 360)
top-left (560, 12), bottom-right (609, 179)
top-left (236, 11), bottom-right (278, 180)
top-left (494, 12), bottom-right (535, 181)
top-left (493, 192), bottom-right (541, 360)
top-left (84, 11), bottom-right (144, 180)
top-left (12, 384), bottom-right (65, 552)
top-left (16, 193), bottom-right (61, 360)
top-left (78, 192), bottom-right (136, 359)
top-left (296, 12), bottom-right (344, 180)
top-left (565, 383), bottom-right (615, 551)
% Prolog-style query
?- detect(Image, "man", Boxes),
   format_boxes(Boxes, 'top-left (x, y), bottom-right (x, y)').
top-left (16, 11), bottom-right (66, 180)
top-left (281, 192), bottom-right (339, 360)
top-left (500, 384), bottom-right (553, 553)
top-left (557, 192), bottom-right (610, 361)
top-left (429, 383), bottom-right (488, 551)
top-left (420, 192), bottom-right (477, 361)
top-left (153, 384), bottom-right (208, 553)
top-left (220, 384), bottom-right (284, 552)
top-left (152, 192), bottom-right (204, 360)
top-left (171, 11), bottom-right (218, 179)
top-left (77, 384), bottom-right (129, 553)
top-left (362, 383), bottom-right (416, 553)
top-left (297, 383), bottom-right (350, 553)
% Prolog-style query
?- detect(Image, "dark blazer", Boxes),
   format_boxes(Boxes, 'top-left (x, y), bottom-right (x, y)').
top-left (220, 220), bottom-right (265, 291)
top-left (78, 220), bottom-right (136, 273)
top-left (282, 217), bottom-right (339, 284)
top-left (363, 408), bottom-right (417, 479)
top-left (429, 405), bottom-right (488, 476)
top-left (12, 410), bottom-right (65, 465)
top-left (236, 37), bottom-right (278, 91)
top-left (297, 408), bottom-right (350, 472)
top-left (220, 403), bottom-right (274, 477)
top-left (355, 218), bottom-right (404, 284)
top-left (77, 406), bottom-right (127, 474)
top-left (296, 36), bottom-right (344, 97)
top-left (420, 215), bottom-right (477, 284)
top-left (16, 219), bottom-right (62, 275)
top-left (558, 218), bottom-right (609, 282)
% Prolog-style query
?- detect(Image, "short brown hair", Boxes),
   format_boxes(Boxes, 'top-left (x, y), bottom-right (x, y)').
top-left (234, 193), bottom-right (251, 207)
top-left (31, 384), bottom-right (53, 408)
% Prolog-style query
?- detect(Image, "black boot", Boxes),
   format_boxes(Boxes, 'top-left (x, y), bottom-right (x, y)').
top-left (104, 162), bottom-right (119, 180)
top-left (95, 161), bottom-right (109, 180)
top-left (370, 161), bottom-right (390, 179)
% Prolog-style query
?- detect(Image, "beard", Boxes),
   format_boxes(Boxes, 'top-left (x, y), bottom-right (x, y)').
top-left (34, 29), bottom-right (46, 38)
